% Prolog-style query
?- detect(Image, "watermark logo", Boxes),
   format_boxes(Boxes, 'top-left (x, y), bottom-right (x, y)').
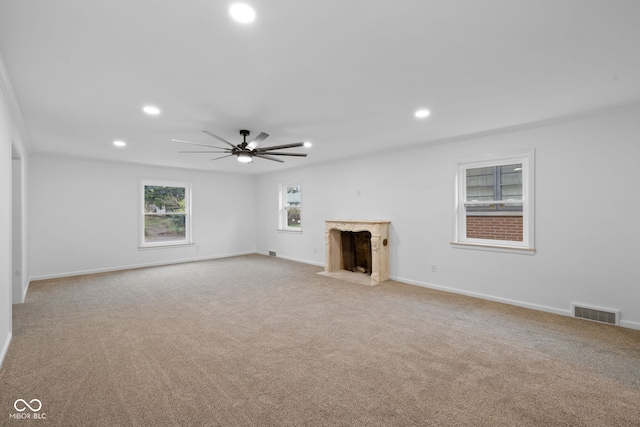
top-left (9, 399), bottom-right (46, 420)
top-left (14, 399), bottom-right (42, 412)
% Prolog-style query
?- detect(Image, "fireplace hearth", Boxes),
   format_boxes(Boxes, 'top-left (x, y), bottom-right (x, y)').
top-left (321, 220), bottom-right (390, 285)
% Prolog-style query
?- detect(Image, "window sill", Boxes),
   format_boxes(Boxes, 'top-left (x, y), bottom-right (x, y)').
top-left (139, 242), bottom-right (195, 250)
top-left (450, 241), bottom-right (536, 255)
top-left (277, 229), bottom-right (302, 233)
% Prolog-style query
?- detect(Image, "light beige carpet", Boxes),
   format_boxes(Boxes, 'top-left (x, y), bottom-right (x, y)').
top-left (1, 254), bottom-right (639, 426)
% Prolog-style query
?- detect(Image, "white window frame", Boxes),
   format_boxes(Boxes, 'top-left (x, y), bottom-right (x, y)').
top-left (139, 178), bottom-right (193, 248)
top-left (452, 150), bottom-right (535, 254)
top-left (279, 182), bottom-right (302, 232)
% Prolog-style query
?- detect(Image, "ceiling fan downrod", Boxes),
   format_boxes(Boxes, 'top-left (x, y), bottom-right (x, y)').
top-left (239, 129), bottom-right (250, 149)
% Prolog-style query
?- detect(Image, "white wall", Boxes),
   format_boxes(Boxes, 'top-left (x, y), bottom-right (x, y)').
top-left (0, 78), bottom-right (12, 368)
top-left (28, 155), bottom-right (257, 279)
top-left (255, 105), bottom-right (640, 329)
top-left (1, 56), bottom-right (30, 367)
top-left (11, 154), bottom-right (22, 303)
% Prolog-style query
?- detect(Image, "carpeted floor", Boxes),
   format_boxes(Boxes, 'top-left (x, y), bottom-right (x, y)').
top-left (1, 254), bottom-right (639, 426)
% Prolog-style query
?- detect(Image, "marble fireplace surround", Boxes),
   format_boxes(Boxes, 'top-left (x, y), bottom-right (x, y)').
top-left (322, 220), bottom-right (390, 286)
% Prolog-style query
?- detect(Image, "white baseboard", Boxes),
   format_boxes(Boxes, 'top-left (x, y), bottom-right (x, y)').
top-left (620, 319), bottom-right (640, 331)
top-left (390, 275), bottom-right (572, 318)
top-left (28, 251), bottom-right (257, 281)
top-left (270, 254), bottom-right (325, 267)
top-left (257, 256), bottom-right (573, 319)
top-left (392, 276), bottom-right (640, 331)
top-left (0, 332), bottom-right (11, 370)
top-left (254, 258), bottom-right (595, 324)
top-left (256, 251), bottom-right (325, 267)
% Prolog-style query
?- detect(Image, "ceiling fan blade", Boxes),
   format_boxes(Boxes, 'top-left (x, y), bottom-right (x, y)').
top-left (209, 154), bottom-right (235, 161)
top-left (179, 150), bottom-right (230, 154)
top-left (256, 142), bottom-right (305, 152)
top-left (254, 154), bottom-right (285, 163)
top-left (254, 152), bottom-right (307, 157)
top-left (247, 132), bottom-right (269, 149)
top-left (203, 131), bottom-right (237, 149)
top-left (172, 139), bottom-right (228, 150)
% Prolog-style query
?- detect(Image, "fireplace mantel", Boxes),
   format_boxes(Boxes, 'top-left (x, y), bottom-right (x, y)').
top-left (324, 220), bottom-right (390, 285)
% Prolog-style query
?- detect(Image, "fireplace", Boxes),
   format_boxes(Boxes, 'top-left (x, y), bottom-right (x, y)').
top-left (341, 230), bottom-right (372, 274)
top-left (322, 220), bottom-right (390, 285)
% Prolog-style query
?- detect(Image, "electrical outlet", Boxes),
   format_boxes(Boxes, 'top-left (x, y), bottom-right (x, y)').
top-left (431, 264), bottom-right (437, 273)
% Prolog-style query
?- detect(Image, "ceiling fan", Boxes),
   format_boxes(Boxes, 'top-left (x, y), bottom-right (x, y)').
top-left (172, 130), bottom-right (308, 164)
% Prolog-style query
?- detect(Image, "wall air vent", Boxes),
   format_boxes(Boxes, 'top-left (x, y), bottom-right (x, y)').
top-left (268, 251), bottom-right (276, 257)
top-left (572, 303), bottom-right (619, 325)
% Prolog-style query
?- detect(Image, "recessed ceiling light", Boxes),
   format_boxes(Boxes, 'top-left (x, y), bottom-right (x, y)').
top-left (415, 109), bottom-right (430, 119)
top-left (113, 140), bottom-right (126, 147)
top-left (229, 3), bottom-right (256, 23)
top-left (303, 142), bottom-right (312, 148)
top-left (143, 105), bottom-right (161, 115)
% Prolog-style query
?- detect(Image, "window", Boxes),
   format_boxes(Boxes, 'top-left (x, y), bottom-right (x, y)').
top-left (279, 183), bottom-right (302, 231)
top-left (140, 179), bottom-right (192, 247)
top-left (454, 151), bottom-right (534, 252)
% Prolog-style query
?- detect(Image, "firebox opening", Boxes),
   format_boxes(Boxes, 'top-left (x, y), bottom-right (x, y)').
top-left (341, 231), bottom-right (372, 275)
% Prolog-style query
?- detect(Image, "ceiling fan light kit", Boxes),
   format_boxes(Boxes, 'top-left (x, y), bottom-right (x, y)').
top-left (172, 129), bottom-right (308, 165)
top-left (237, 151), bottom-right (253, 163)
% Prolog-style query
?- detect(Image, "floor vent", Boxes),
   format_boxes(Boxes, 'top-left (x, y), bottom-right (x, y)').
top-left (572, 304), bottom-right (619, 325)
top-left (268, 251), bottom-right (276, 257)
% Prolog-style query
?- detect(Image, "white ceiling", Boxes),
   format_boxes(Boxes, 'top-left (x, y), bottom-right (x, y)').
top-left (1, 0), bottom-right (639, 174)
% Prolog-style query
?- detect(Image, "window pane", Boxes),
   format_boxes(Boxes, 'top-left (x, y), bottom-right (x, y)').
top-left (285, 186), bottom-right (300, 207)
top-left (144, 186), bottom-right (185, 214)
top-left (465, 163), bottom-right (523, 240)
top-left (466, 167), bottom-right (495, 201)
top-left (466, 164), bottom-right (523, 202)
top-left (499, 164), bottom-right (522, 201)
top-left (466, 210), bottom-right (523, 242)
top-left (144, 214), bottom-right (186, 243)
top-left (287, 207), bottom-right (301, 228)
